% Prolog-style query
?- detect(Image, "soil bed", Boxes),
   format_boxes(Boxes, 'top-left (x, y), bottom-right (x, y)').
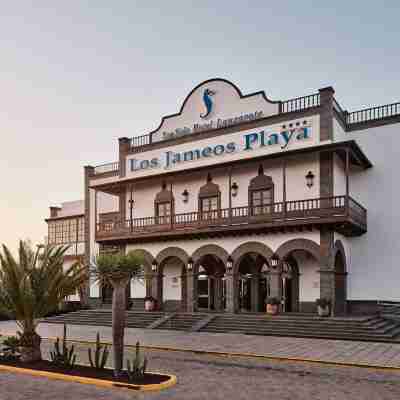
top-left (0, 359), bottom-right (170, 385)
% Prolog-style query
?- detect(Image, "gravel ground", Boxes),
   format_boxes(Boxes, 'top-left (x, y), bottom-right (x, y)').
top-left (0, 340), bottom-right (399, 400)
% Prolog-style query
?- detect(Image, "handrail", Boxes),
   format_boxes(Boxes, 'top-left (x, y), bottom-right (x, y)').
top-left (281, 93), bottom-right (320, 114)
top-left (93, 162), bottom-right (119, 175)
top-left (96, 195), bottom-right (366, 236)
top-left (347, 102), bottom-right (400, 125)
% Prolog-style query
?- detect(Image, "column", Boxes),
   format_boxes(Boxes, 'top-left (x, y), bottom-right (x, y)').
top-left (225, 272), bottom-right (235, 313)
top-left (151, 272), bottom-right (162, 309)
top-left (269, 270), bottom-right (282, 304)
top-left (251, 276), bottom-right (260, 312)
top-left (186, 270), bottom-right (197, 312)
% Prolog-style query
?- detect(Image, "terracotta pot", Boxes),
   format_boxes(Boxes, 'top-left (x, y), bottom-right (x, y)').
top-left (317, 305), bottom-right (330, 317)
top-left (266, 304), bottom-right (279, 315)
top-left (144, 299), bottom-right (155, 311)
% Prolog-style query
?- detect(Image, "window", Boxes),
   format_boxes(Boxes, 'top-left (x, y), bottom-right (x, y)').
top-left (47, 217), bottom-right (85, 245)
top-left (251, 189), bottom-right (273, 215)
top-left (249, 165), bottom-right (274, 216)
top-left (157, 202), bottom-right (171, 224)
top-left (198, 174), bottom-right (221, 220)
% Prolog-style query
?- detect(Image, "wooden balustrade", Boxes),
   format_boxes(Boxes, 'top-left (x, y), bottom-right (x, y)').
top-left (96, 195), bottom-right (367, 240)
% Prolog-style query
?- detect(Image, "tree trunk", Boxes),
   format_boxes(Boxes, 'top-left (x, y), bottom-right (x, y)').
top-left (110, 279), bottom-right (128, 377)
top-left (19, 331), bottom-right (42, 362)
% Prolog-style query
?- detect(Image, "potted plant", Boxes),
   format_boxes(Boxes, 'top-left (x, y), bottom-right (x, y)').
top-left (316, 298), bottom-right (331, 317)
top-left (144, 296), bottom-right (156, 312)
top-left (265, 297), bottom-right (280, 315)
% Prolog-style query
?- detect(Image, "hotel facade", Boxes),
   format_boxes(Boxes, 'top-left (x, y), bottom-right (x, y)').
top-left (47, 79), bottom-right (400, 316)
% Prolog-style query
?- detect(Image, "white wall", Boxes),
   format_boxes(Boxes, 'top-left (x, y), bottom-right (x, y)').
top-left (294, 250), bottom-right (320, 302)
top-left (163, 262), bottom-right (182, 301)
top-left (333, 153), bottom-right (346, 196)
top-left (58, 200), bottom-right (84, 217)
top-left (131, 277), bottom-right (146, 298)
top-left (334, 121), bottom-right (400, 301)
top-left (121, 156), bottom-right (321, 220)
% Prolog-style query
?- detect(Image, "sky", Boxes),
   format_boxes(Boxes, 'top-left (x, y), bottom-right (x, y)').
top-left (1, 1), bottom-right (399, 251)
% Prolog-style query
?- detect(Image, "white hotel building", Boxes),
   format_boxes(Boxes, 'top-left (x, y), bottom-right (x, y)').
top-left (46, 78), bottom-right (400, 316)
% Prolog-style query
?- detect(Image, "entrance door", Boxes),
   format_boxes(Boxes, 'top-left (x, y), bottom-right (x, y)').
top-left (239, 275), bottom-right (252, 312)
top-left (282, 277), bottom-right (293, 312)
top-left (197, 275), bottom-right (209, 309)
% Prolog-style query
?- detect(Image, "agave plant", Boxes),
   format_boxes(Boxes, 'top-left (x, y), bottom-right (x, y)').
top-left (92, 251), bottom-right (143, 377)
top-left (0, 241), bottom-right (88, 362)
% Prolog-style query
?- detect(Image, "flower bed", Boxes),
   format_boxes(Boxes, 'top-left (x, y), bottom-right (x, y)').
top-left (0, 359), bottom-right (176, 391)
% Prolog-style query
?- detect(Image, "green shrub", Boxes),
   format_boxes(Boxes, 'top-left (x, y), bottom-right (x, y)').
top-left (49, 324), bottom-right (76, 368)
top-left (88, 332), bottom-right (109, 370)
top-left (126, 342), bottom-right (148, 381)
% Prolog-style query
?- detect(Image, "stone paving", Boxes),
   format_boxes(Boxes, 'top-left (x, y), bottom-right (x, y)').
top-left (2, 321), bottom-right (400, 368)
top-left (1, 340), bottom-right (400, 400)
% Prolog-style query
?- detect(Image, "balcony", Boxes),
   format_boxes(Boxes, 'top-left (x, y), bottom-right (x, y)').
top-left (96, 196), bottom-right (367, 243)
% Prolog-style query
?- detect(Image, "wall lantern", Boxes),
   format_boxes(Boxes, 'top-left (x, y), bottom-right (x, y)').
top-left (231, 182), bottom-right (239, 197)
top-left (182, 189), bottom-right (189, 203)
top-left (151, 260), bottom-right (158, 272)
top-left (187, 257), bottom-right (194, 271)
top-left (305, 171), bottom-right (315, 188)
top-left (226, 256), bottom-right (234, 270)
top-left (270, 253), bottom-right (280, 268)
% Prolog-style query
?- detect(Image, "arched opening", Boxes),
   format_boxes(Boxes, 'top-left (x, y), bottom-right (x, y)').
top-left (334, 249), bottom-right (347, 315)
top-left (196, 254), bottom-right (226, 311)
top-left (237, 254), bottom-right (269, 312)
top-left (158, 256), bottom-right (186, 311)
top-left (280, 250), bottom-right (319, 313)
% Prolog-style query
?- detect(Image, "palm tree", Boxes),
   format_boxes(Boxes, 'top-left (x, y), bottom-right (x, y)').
top-left (94, 251), bottom-right (143, 377)
top-left (0, 241), bottom-right (87, 362)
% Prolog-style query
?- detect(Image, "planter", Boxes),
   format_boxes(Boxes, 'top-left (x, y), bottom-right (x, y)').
top-left (144, 299), bottom-right (155, 312)
top-left (266, 304), bottom-right (279, 315)
top-left (0, 359), bottom-right (176, 392)
top-left (317, 305), bottom-right (330, 317)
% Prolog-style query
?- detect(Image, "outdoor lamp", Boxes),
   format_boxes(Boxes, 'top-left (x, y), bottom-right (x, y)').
top-left (270, 253), bottom-right (280, 268)
top-left (187, 257), bottom-right (194, 271)
top-left (305, 171), bottom-right (315, 188)
top-left (231, 182), bottom-right (239, 197)
top-left (182, 189), bottom-right (189, 203)
top-left (226, 256), bottom-right (234, 270)
top-left (151, 260), bottom-right (158, 272)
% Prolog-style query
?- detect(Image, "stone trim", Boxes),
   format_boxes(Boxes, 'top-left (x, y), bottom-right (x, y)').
top-left (155, 247), bottom-right (190, 268)
top-left (231, 241), bottom-right (274, 275)
top-left (275, 238), bottom-right (321, 263)
top-left (191, 244), bottom-right (229, 266)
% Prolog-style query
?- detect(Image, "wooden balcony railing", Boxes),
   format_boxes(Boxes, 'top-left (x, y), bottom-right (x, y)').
top-left (96, 195), bottom-right (367, 240)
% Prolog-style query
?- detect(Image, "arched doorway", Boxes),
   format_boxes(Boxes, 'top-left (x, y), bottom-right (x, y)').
top-left (196, 254), bottom-right (226, 311)
top-left (334, 241), bottom-right (347, 315)
top-left (237, 254), bottom-right (269, 312)
top-left (280, 256), bottom-right (299, 313)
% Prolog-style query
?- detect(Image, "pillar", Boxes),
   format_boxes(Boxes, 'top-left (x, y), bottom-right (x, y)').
top-left (186, 270), bottom-right (197, 312)
top-left (225, 272), bottom-right (235, 313)
top-left (251, 276), bottom-right (260, 312)
top-left (269, 270), bottom-right (282, 301)
top-left (151, 272), bottom-right (162, 309)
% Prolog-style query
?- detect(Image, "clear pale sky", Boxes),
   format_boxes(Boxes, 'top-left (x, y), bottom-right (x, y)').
top-left (1, 1), bottom-right (399, 251)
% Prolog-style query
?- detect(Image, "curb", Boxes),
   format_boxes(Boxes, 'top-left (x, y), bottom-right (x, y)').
top-left (44, 337), bottom-right (400, 373)
top-left (0, 363), bottom-right (177, 391)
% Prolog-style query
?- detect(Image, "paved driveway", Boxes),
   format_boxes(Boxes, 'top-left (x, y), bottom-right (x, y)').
top-left (0, 344), bottom-right (399, 400)
top-left (2, 321), bottom-right (400, 368)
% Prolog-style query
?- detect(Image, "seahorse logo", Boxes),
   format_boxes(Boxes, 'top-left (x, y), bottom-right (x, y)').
top-left (200, 88), bottom-right (215, 119)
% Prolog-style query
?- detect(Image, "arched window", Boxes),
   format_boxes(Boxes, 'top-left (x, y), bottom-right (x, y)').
top-left (198, 173), bottom-right (221, 220)
top-left (249, 165), bottom-right (274, 216)
top-left (155, 181), bottom-right (174, 224)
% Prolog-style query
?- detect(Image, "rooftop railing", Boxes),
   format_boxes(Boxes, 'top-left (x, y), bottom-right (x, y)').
top-left (346, 102), bottom-right (400, 125)
top-left (280, 93), bottom-right (320, 114)
top-left (93, 161), bottom-right (119, 176)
